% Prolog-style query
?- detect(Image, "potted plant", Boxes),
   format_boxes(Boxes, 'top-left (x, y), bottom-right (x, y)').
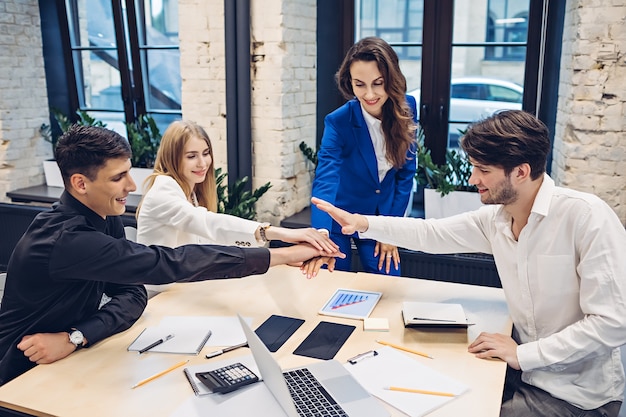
top-left (40, 111), bottom-right (161, 195)
top-left (415, 128), bottom-right (481, 218)
top-left (215, 167), bottom-right (271, 219)
top-left (40, 109), bottom-right (106, 188)
top-left (125, 114), bottom-right (162, 194)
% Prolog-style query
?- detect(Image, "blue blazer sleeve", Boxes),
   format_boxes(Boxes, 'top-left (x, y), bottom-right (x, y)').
top-left (311, 96), bottom-right (418, 234)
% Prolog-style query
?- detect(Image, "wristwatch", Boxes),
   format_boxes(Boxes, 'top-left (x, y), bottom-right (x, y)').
top-left (68, 329), bottom-right (85, 350)
top-left (258, 223), bottom-right (271, 243)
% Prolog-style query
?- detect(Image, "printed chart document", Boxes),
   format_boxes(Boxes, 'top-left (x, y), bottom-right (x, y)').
top-left (318, 288), bottom-right (382, 320)
top-left (402, 301), bottom-right (469, 328)
top-left (345, 346), bottom-right (469, 417)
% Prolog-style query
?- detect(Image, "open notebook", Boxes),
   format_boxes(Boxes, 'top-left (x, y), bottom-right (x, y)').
top-left (402, 301), bottom-right (470, 328)
top-left (128, 316), bottom-right (213, 355)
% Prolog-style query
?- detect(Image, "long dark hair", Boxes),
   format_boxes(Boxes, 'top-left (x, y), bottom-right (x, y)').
top-left (335, 36), bottom-right (416, 168)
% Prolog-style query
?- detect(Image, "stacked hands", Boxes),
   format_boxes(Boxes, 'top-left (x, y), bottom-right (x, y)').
top-left (297, 198), bottom-right (520, 369)
top-left (299, 197), bottom-right (398, 279)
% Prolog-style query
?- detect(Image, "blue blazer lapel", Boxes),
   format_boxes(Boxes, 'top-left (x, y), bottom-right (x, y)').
top-left (349, 101), bottom-right (380, 185)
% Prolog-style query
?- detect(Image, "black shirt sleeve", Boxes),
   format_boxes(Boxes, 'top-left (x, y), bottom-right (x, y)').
top-left (49, 227), bottom-right (270, 286)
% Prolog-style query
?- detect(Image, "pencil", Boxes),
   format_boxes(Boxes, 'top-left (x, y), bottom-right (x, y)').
top-left (376, 340), bottom-right (433, 359)
top-left (385, 385), bottom-right (456, 397)
top-left (131, 359), bottom-right (189, 389)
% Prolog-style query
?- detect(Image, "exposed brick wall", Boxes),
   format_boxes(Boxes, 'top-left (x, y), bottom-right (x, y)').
top-left (553, 0), bottom-right (626, 223)
top-left (179, 0), bottom-right (316, 223)
top-left (249, 0), bottom-right (316, 222)
top-left (0, 0), bottom-right (50, 203)
top-left (0, 1), bottom-right (624, 225)
top-left (178, 0), bottom-right (228, 169)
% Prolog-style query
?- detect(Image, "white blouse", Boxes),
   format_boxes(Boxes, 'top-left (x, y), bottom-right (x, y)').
top-left (136, 175), bottom-right (262, 248)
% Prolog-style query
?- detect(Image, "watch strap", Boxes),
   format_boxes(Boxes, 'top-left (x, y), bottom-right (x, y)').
top-left (258, 223), bottom-right (271, 243)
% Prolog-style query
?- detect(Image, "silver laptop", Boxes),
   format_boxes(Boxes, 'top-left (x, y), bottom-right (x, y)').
top-left (238, 314), bottom-right (389, 417)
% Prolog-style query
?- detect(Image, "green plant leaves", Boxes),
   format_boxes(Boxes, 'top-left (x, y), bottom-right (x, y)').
top-left (415, 128), bottom-right (477, 196)
top-left (126, 115), bottom-right (161, 168)
top-left (41, 109), bottom-right (107, 151)
top-left (215, 167), bottom-right (272, 220)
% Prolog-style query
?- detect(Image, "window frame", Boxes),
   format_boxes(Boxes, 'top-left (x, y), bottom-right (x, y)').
top-left (51, 0), bottom-right (181, 130)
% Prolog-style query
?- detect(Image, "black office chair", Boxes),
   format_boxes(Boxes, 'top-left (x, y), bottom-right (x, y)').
top-left (0, 203), bottom-right (50, 272)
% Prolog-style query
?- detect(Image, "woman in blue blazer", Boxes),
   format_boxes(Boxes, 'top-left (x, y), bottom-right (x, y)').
top-left (311, 37), bottom-right (417, 276)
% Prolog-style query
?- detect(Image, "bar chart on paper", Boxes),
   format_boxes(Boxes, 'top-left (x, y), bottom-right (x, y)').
top-left (319, 288), bottom-right (382, 320)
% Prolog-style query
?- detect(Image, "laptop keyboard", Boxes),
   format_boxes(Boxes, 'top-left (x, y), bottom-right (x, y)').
top-left (283, 368), bottom-right (349, 417)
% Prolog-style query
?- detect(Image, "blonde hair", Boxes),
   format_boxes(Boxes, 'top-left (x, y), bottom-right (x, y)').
top-left (137, 120), bottom-right (218, 215)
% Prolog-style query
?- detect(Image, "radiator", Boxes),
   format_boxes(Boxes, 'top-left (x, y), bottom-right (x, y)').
top-left (352, 250), bottom-right (502, 288)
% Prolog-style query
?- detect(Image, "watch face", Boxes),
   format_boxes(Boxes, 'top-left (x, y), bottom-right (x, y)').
top-left (69, 330), bottom-right (84, 346)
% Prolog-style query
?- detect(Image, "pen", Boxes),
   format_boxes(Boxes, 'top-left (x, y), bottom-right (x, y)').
top-left (347, 350), bottom-right (378, 364)
top-left (384, 385), bottom-right (456, 397)
top-left (205, 341), bottom-right (248, 359)
top-left (412, 317), bottom-right (458, 322)
top-left (138, 334), bottom-right (175, 354)
top-left (131, 359), bottom-right (188, 389)
top-left (376, 340), bottom-right (433, 359)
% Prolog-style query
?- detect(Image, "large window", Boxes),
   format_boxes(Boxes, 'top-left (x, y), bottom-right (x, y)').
top-left (356, 0), bottom-right (535, 161)
top-left (63, 0), bottom-right (180, 134)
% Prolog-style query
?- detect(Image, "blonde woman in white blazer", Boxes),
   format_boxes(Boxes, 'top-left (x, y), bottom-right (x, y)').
top-left (137, 120), bottom-right (338, 292)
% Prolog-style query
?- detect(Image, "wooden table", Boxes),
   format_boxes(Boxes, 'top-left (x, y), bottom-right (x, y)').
top-left (0, 266), bottom-right (511, 417)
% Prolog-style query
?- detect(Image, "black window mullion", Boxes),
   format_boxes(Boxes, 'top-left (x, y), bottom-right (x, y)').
top-left (521, 0), bottom-right (544, 116)
top-left (420, 0), bottom-right (453, 165)
top-left (110, 0), bottom-right (136, 125)
top-left (124, 0), bottom-right (146, 117)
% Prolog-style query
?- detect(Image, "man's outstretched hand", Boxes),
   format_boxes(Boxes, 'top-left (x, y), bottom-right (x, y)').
top-left (311, 197), bottom-right (369, 235)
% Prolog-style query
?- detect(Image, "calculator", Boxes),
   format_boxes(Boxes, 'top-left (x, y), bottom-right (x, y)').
top-left (195, 362), bottom-right (259, 394)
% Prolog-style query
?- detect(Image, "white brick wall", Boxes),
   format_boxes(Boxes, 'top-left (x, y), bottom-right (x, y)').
top-left (553, 0), bottom-right (626, 223)
top-left (178, 0), bottom-right (228, 169)
top-left (0, 1), bottom-right (624, 225)
top-left (0, 0), bottom-right (50, 202)
top-left (179, 0), bottom-right (316, 223)
top-left (249, 0), bottom-right (316, 222)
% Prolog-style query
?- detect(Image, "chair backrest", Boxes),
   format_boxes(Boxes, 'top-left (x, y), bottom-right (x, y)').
top-left (124, 226), bottom-right (138, 242)
top-left (0, 272), bottom-right (7, 306)
top-left (0, 203), bottom-right (50, 271)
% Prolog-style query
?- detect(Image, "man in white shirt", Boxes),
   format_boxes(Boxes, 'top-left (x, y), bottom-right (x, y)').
top-left (311, 110), bottom-right (626, 417)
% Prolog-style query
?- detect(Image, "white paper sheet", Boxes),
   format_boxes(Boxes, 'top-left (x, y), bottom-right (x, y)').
top-left (345, 346), bottom-right (469, 417)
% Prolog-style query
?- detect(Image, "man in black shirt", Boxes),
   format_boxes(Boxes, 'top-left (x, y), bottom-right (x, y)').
top-left (0, 125), bottom-right (342, 386)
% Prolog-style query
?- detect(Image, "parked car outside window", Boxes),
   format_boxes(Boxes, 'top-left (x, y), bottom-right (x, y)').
top-left (408, 77), bottom-right (523, 148)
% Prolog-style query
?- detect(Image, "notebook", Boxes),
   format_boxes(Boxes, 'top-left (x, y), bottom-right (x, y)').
top-left (238, 314), bottom-right (389, 417)
top-left (402, 301), bottom-right (470, 328)
top-left (128, 316), bottom-right (213, 355)
top-left (183, 354), bottom-right (261, 396)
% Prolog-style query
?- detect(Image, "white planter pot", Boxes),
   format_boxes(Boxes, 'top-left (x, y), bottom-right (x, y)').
top-left (43, 159), bottom-right (64, 188)
top-left (129, 167), bottom-right (153, 195)
top-left (43, 160), bottom-right (152, 196)
top-left (424, 188), bottom-right (482, 219)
